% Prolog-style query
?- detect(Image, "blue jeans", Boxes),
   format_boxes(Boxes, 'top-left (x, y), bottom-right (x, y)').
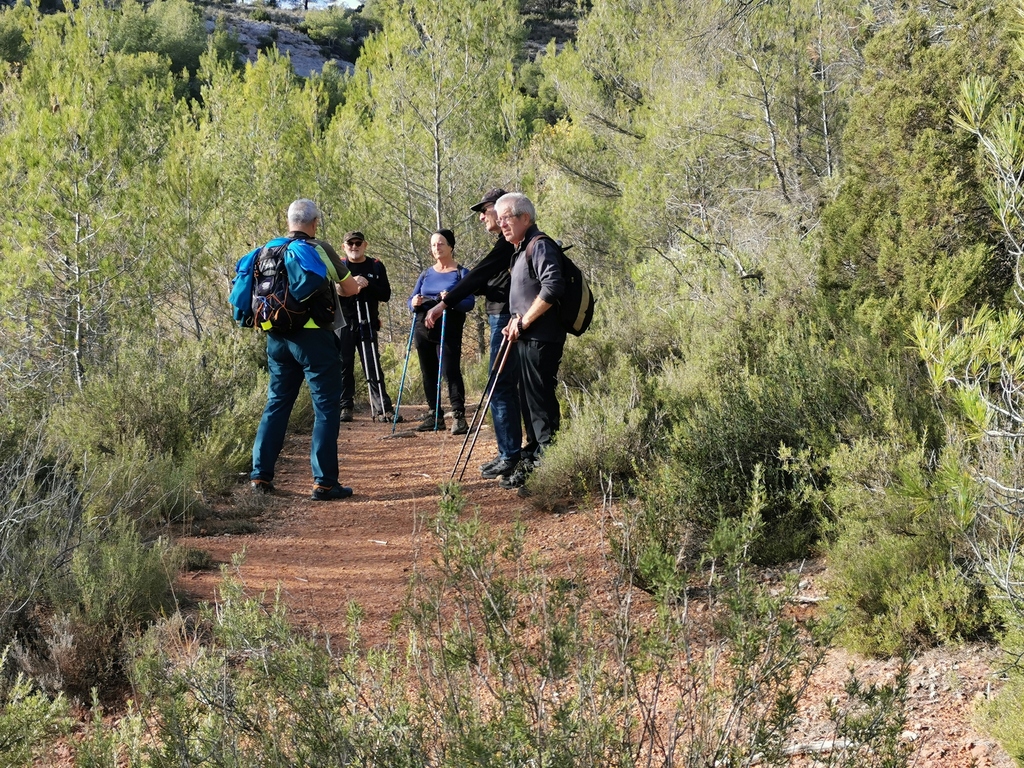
top-left (488, 313), bottom-right (522, 462)
top-left (252, 327), bottom-right (343, 487)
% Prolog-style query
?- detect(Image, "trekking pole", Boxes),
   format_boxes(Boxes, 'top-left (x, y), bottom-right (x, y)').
top-left (391, 314), bottom-right (418, 435)
top-left (360, 299), bottom-right (389, 421)
top-left (355, 300), bottom-right (376, 420)
top-left (449, 334), bottom-right (509, 481)
top-left (457, 336), bottom-right (514, 482)
top-left (434, 310), bottom-right (447, 431)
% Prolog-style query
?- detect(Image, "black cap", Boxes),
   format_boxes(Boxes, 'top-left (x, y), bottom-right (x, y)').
top-left (470, 188), bottom-right (507, 213)
top-left (343, 231), bottom-right (365, 244)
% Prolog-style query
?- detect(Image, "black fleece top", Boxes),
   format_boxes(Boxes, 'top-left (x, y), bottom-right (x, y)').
top-left (440, 236), bottom-right (515, 316)
top-left (509, 224), bottom-right (566, 344)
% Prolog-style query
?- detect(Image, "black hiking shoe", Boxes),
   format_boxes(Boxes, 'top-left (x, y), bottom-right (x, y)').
top-left (250, 478), bottom-right (275, 494)
top-left (498, 460), bottom-right (532, 490)
top-left (383, 411), bottom-right (404, 424)
top-left (482, 457), bottom-right (519, 480)
top-left (416, 411), bottom-right (445, 431)
top-left (340, 407), bottom-right (354, 422)
top-left (450, 412), bottom-right (468, 435)
top-left (479, 455), bottom-right (501, 473)
top-left (311, 483), bottom-right (354, 501)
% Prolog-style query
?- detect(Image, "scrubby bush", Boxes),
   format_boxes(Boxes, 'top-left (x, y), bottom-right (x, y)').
top-left (301, 6), bottom-right (353, 56)
top-left (528, 358), bottom-right (652, 503)
top-left (0, 646), bottom-right (70, 766)
top-left (0, 5), bottom-right (30, 65)
top-left (109, 0), bottom-right (208, 74)
top-left (12, 514), bottom-right (177, 700)
top-left (46, 331), bottom-right (266, 520)
top-left (639, 310), bottom-right (849, 567)
top-left (72, 491), bottom-right (913, 765)
top-left (823, 432), bottom-right (991, 656)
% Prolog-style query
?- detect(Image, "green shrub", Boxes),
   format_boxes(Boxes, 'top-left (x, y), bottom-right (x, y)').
top-left (12, 515), bottom-right (177, 700)
top-left (824, 438), bottom-right (991, 656)
top-left (46, 332), bottom-right (266, 515)
top-left (301, 6), bottom-right (353, 53)
top-left (641, 314), bottom-right (846, 567)
top-left (527, 359), bottom-right (651, 504)
top-left (0, 646), bottom-right (70, 767)
top-left (0, 434), bottom-right (82, 650)
top-left (0, 6), bottom-right (30, 64)
top-left (110, 0), bottom-right (208, 74)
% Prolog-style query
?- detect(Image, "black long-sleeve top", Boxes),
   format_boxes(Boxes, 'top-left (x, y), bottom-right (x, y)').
top-left (441, 236), bottom-right (515, 316)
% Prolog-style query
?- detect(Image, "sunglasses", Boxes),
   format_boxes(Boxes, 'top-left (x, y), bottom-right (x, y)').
top-left (345, 240), bottom-right (364, 246)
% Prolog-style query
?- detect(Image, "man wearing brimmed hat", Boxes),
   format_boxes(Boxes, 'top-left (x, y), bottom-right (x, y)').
top-left (425, 188), bottom-right (522, 479)
top-left (337, 230), bottom-right (398, 423)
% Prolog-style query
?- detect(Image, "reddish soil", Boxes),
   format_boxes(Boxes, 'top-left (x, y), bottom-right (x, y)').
top-left (174, 408), bottom-right (1016, 767)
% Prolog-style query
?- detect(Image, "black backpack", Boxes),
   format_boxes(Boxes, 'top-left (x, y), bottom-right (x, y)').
top-left (525, 235), bottom-right (596, 336)
top-left (251, 237), bottom-right (334, 333)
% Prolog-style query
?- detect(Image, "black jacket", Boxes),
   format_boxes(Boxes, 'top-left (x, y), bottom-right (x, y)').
top-left (441, 236), bottom-right (514, 316)
top-left (510, 225), bottom-right (566, 343)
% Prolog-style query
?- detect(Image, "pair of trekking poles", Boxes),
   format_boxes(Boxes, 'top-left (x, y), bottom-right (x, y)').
top-left (390, 308), bottom-right (514, 483)
top-left (354, 300), bottom-right (390, 422)
top-left (390, 296), bottom-right (447, 433)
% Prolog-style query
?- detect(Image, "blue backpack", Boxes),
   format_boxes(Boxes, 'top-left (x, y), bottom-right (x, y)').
top-left (230, 237), bottom-right (334, 332)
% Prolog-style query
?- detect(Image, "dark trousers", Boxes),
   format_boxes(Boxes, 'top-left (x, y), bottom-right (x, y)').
top-left (338, 322), bottom-right (393, 415)
top-left (252, 327), bottom-right (342, 486)
top-left (517, 336), bottom-right (564, 460)
top-left (414, 310), bottom-right (466, 414)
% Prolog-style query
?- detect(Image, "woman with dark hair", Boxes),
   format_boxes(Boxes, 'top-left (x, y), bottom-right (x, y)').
top-left (408, 229), bottom-right (474, 434)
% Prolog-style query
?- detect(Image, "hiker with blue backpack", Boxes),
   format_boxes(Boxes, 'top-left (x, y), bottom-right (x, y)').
top-left (408, 229), bottom-right (474, 435)
top-left (230, 198), bottom-right (368, 501)
top-left (496, 192), bottom-right (569, 493)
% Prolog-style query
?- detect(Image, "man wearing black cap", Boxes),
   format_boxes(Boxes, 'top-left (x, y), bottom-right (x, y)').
top-left (337, 230), bottom-right (397, 423)
top-left (424, 188), bottom-right (522, 478)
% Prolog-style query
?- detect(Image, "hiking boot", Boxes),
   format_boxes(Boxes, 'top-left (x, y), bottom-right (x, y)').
top-left (498, 460), bottom-right (532, 489)
top-left (311, 483), bottom-right (354, 500)
top-left (479, 455), bottom-right (501, 473)
top-left (383, 411), bottom-right (404, 424)
top-left (340, 407), bottom-right (354, 422)
top-left (250, 478), bottom-right (275, 494)
top-left (416, 411), bottom-right (445, 431)
top-left (450, 412), bottom-right (468, 435)
top-left (481, 457), bottom-right (519, 480)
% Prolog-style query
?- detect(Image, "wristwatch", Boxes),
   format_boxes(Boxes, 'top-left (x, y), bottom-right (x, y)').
top-left (516, 316), bottom-right (526, 333)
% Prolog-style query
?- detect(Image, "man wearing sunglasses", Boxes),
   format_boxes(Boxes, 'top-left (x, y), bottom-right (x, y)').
top-left (337, 231), bottom-right (398, 423)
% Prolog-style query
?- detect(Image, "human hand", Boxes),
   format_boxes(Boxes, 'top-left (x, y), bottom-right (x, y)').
top-left (504, 315), bottom-right (521, 342)
top-left (424, 302), bottom-right (445, 329)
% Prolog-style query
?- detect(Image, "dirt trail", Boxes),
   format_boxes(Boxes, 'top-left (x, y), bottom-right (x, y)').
top-left (176, 409), bottom-right (1015, 767)
top-left (178, 407), bottom-right (598, 645)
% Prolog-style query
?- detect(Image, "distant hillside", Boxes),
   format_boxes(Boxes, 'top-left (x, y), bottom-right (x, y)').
top-left (194, 0), bottom-right (581, 78)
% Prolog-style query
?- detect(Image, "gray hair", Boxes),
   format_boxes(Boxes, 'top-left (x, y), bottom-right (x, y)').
top-left (495, 192), bottom-right (535, 224)
top-left (287, 198), bottom-right (320, 227)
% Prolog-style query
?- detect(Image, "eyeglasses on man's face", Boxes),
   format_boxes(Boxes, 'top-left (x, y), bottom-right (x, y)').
top-left (345, 240), bottom-right (364, 247)
top-left (496, 213), bottom-right (521, 224)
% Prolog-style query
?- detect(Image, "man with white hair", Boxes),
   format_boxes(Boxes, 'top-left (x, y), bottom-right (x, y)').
top-left (495, 192), bottom-right (566, 491)
top-left (249, 198), bottom-right (368, 501)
